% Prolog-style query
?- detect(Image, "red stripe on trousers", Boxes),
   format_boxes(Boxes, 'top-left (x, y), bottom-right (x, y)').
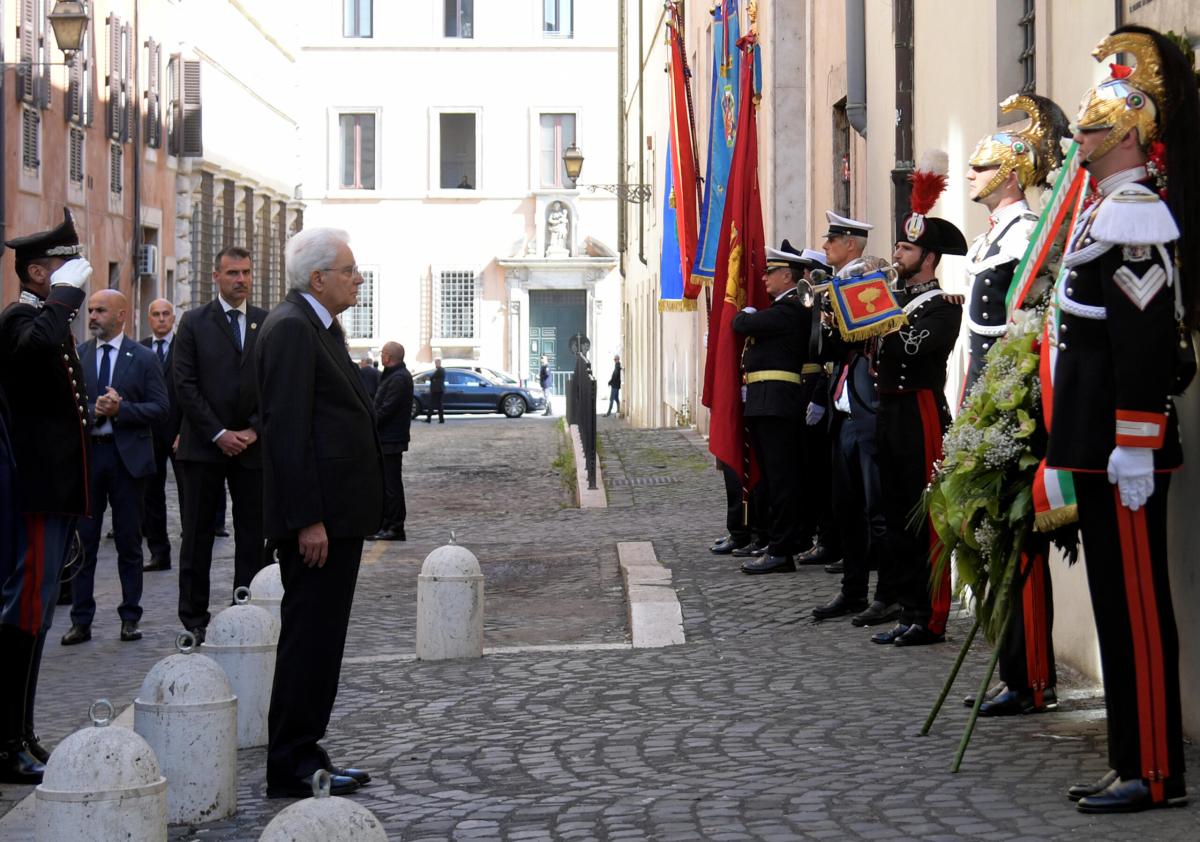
top-left (1021, 552), bottom-right (1050, 706)
top-left (19, 514), bottom-right (46, 633)
top-left (1114, 489), bottom-right (1169, 800)
top-left (916, 390), bottom-right (950, 634)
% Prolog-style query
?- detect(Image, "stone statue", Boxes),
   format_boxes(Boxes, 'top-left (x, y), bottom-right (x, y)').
top-left (545, 202), bottom-right (571, 257)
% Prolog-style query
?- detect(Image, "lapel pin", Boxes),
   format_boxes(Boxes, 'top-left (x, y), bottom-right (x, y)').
top-left (250, 322), bottom-right (258, 330)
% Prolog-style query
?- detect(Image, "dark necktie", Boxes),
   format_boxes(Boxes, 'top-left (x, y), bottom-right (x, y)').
top-left (227, 310), bottom-right (242, 350)
top-left (156, 339), bottom-right (166, 364)
top-left (98, 343), bottom-right (113, 391)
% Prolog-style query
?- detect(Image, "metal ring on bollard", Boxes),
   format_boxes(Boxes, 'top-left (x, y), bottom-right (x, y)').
top-left (449, 530), bottom-right (457, 545)
top-left (312, 769), bottom-right (332, 799)
top-left (176, 631), bottom-right (197, 654)
top-left (233, 586), bottom-right (252, 605)
top-left (89, 698), bottom-right (115, 727)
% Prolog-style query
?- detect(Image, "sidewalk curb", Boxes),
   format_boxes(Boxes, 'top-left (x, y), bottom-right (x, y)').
top-left (617, 542), bottom-right (685, 648)
top-left (569, 423), bottom-right (607, 508)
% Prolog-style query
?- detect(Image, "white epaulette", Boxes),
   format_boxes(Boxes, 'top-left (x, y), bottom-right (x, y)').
top-left (994, 211), bottom-right (1039, 263)
top-left (1091, 182), bottom-right (1180, 246)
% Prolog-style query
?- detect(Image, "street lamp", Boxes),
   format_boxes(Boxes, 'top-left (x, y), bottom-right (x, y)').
top-left (562, 144), bottom-right (653, 204)
top-left (47, 1), bottom-right (91, 63)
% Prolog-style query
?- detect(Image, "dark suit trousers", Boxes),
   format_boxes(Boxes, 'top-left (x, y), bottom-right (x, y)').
top-left (747, 415), bottom-right (804, 556)
top-left (141, 437), bottom-right (174, 562)
top-left (267, 535), bottom-right (363, 782)
top-left (427, 392), bottom-right (444, 422)
top-left (381, 450), bottom-right (406, 531)
top-left (799, 418), bottom-right (837, 552)
top-left (720, 461), bottom-right (763, 545)
top-left (176, 459), bottom-right (265, 629)
top-left (997, 535), bottom-right (1057, 695)
top-left (1076, 473), bottom-right (1184, 790)
top-left (832, 414), bottom-right (885, 602)
top-left (73, 440), bottom-right (145, 625)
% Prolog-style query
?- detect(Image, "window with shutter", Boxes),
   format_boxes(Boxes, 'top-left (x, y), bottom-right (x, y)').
top-left (436, 270), bottom-right (477, 340)
top-left (106, 14), bottom-right (121, 140)
top-left (122, 23), bottom-right (134, 143)
top-left (145, 39), bottom-right (162, 148)
top-left (21, 107), bottom-right (40, 171)
top-left (109, 142), bottom-right (123, 194)
top-left (18, 0), bottom-right (36, 102)
top-left (66, 43), bottom-right (83, 123)
top-left (344, 268), bottom-right (377, 339)
top-left (69, 126), bottom-right (85, 184)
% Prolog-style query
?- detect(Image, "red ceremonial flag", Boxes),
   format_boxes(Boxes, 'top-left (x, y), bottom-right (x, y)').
top-left (666, 11), bottom-right (700, 300)
top-left (702, 35), bottom-right (767, 476)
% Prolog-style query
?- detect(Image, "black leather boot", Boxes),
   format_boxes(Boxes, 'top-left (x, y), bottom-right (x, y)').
top-left (0, 625), bottom-right (45, 784)
top-left (22, 629), bottom-right (50, 763)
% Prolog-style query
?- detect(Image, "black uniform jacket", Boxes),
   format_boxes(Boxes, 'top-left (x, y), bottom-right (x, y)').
top-left (255, 290), bottom-right (384, 540)
top-left (375, 363), bottom-right (414, 453)
top-left (731, 287), bottom-right (813, 419)
top-left (875, 282), bottom-right (962, 395)
top-left (0, 285), bottom-right (89, 515)
top-left (173, 298), bottom-right (268, 467)
top-left (1046, 176), bottom-right (1182, 473)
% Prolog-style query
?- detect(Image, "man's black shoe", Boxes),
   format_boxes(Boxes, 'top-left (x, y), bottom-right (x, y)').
top-left (851, 601), bottom-right (900, 627)
top-left (367, 529), bottom-right (401, 541)
top-left (60, 624), bottom-right (91, 646)
top-left (331, 766), bottom-right (372, 785)
top-left (267, 772), bottom-right (361, 799)
top-left (187, 626), bottom-right (206, 645)
top-left (893, 624), bottom-right (945, 647)
top-left (963, 682), bottom-right (1006, 709)
top-left (979, 687), bottom-right (1058, 717)
top-left (870, 623), bottom-right (910, 644)
top-left (731, 541), bottom-right (767, 558)
top-left (214, 527), bottom-right (230, 538)
top-left (740, 554), bottom-right (795, 575)
top-left (23, 733), bottom-right (49, 764)
top-left (812, 593), bottom-right (868, 620)
top-left (0, 740), bottom-right (45, 785)
top-left (120, 621), bottom-right (142, 642)
top-left (143, 556), bottom-right (171, 572)
top-left (1076, 776), bottom-right (1188, 813)
top-left (1067, 769), bottom-right (1119, 802)
top-left (709, 535), bottom-right (747, 555)
top-left (795, 544), bottom-right (833, 566)
top-left (823, 560), bottom-right (844, 574)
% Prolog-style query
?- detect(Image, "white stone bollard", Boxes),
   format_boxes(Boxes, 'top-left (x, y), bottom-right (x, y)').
top-left (249, 562), bottom-right (284, 624)
top-left (259, 771), bottom-right (387, 841)
top-left (416, 543), bottom-right (484, 660)
top-left (35, 700), bottom-right (167, 842)
top-left (134, 633), bottom-right (238, 825)
top-left (205, 587), bottom-right (280, 748)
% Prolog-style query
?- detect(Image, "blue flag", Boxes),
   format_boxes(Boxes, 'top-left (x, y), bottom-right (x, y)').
top-left (659, 137), bottom-right (690, 311)
top-left (691, 0), bottom-right (741, 285)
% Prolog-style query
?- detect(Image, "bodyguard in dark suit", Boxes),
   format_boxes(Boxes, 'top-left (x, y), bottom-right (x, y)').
top-left (140, 298), bottom-right (180, 572)
top-left (257, 228), bottom-right (382, 799)
top-left (173, 246), bottom-right (268, 639)
top-left (370, 342), bottom-right (413, 541)
top-left (357, 357), bottom-right (381, 398)
top-left (426, 359), bottom-right (446, 423)
top-left (62, 290), bottom-right (168, 646)
top-left (730, 241), bottom-right (813, 574)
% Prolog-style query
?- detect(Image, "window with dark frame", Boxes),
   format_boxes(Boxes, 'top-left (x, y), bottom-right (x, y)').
top-left (439, 112), bottom-right (476, 189)
top-left (444, 0), bottom-right (473, 38)
top-left (21, 106), bottom-right (40, 171)
top-left (344, 0), bottom-right (372, 38)
top-left (69, 126), bottom-right (85, 184)
top-left (437, 270), bottom-right (476, 339)
top-left (1018, 0), bottom-right (1036, 93)
top-left (543, 0), bottom-right (572, 38)
top-left (539, 113), bottom-right (576, 187)
top-left (110, 141), bottom-right (123, 194)
top-left (145, 39), bottom-right (163, 148)
top-left (344, 268), bottom-right (376, 339)
top-left (339, 113), bottom-right (377, 190)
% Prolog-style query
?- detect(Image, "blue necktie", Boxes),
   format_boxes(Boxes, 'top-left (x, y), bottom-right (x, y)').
top-left (98, 343), bottom-right (113, 391)
top-left (228, 310), bottom-right (242, 349)
top-left (156, 339), bottom-right (166, 364)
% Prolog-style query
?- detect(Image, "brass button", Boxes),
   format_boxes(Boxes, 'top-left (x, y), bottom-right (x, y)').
top-left (981, 295), bottom-right (989, 304)
top-left (984, 279), bottom-right (992, 287)
top-left (1066, 287), bottom-right (1074, 296)
top-left (1059, 342), bottom-right (1067, 350)
top-left (1069, 271), bottom-right (1078, 279)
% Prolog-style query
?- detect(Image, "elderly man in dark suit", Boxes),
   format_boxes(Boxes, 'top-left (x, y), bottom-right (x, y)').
top-left (61, 290), bottom-right (168, 646)
top-left (173, 246), bottom-right (269, 642)
top-left (369, 341), bottom-right (413, 542)
top-left (140, 298), bottom-right (179, 572)
top-left (257, 227), bottom-right (383, 799)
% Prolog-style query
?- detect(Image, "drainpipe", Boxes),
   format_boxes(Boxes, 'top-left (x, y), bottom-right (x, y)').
top-left (891, 0), bottom-right (915, 243)
top-left (617, 0), bottom-right (627, 272)
top-left (131, 1), bottom-right (143, 328)
top-left (845, 0), bottom-right (867, 137)
top-left (637, 0), bottom-right (645, 265)
top-left (1, 30), bottom-right (7, 257)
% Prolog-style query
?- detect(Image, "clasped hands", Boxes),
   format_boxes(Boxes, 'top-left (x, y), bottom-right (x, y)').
top-left (216, 428), bottom-right (258, 457)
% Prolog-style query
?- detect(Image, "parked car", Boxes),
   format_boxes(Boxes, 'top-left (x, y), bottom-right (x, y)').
top-left (411, 368), bottom-right (546, 419)
top-left (438, 359), bottom-right (529, 388)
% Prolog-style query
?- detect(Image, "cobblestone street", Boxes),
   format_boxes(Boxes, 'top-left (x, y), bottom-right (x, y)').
top-left (3, 414), bottom-right (1199, 840)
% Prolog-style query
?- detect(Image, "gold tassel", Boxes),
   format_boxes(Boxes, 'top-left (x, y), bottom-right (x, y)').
top-left (834, 312), bottom-right (908, 342)
top-left (1034, 504), bottom-right (1079, 532)
top-left (659, 298), bottom-right (699, 313)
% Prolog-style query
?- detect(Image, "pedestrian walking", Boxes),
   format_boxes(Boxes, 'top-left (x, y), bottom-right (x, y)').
top-left (257, 227), bottom-right (381, 798)
top-left (604, 355), bottom-right (622, 416)
top-left (0, 210), bottom-right (92, 784)
top-left (140, 298), bottom-right (179, 572)
top-left (539, 355), bottom-right (553, 415)
top-left (370, 342), bottom-right (412, 541)
top-left (62, 290), bottom-right (168, 646)
top-left (426, 358), bottom-right (445, 423)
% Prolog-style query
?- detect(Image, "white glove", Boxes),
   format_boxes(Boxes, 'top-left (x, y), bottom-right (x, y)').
top-left (1106, 445), bottom-right (1155, 511)
top-left (50, 258), bottom-right (92, 289)
top-left (741, 306), bottom-right (758, 314)
top-left (806, 402), bottom-right (826, 426)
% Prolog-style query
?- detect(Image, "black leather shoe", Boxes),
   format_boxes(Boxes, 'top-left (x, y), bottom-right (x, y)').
top-left (143, 557), bottom-right (171, 571)
top-left (870, 623), bottom-right (910, 644)
top-left (979, 687), bottom-right (1058, 717)
top-left (894, 624), bottom-right (945, 647)
top-left (120, 621), bottom-right (142, 642)
top-left (963, 682), bottom-right (1006, 709)
top-left (709, 535), bottom-right (747, 555)
top-left (187, 626), bottom-right (206, 645)
top-left (0, 740), bottom-right (45, 785)
top-left (731, 541), bottom-right (767, 558)
top-left (812, 593), bottom-right (868, 620)
top-left (823, 560), bottom-right (844, 574)
top-left (60, 624), bottom-right (91, 646)
top-left (331, 766), bottom-right (372, 785)
top-left (795, 544), bottom-right (833, 566)
top-left (23, 733), bottom-right (49, 764)
top-left (740, 554), bottom-right (795, 575)
top-left (852, 601), bottom-right (900, 627)
top-left (1067, 769), bottom-right (1119, 802)
top-left (1076, 776), bottom-right (1188, 813)
top-left (214, 527), bottom-right (230, 538)
top-left (368, 529), bottom-right (400, 541)
top-left (267, 771), bottom-right (361, 799)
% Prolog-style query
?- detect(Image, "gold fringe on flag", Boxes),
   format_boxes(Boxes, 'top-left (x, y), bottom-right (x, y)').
top-left (658, 298), bottom-right (698, 313)
top-left (831, 309), bottom-right (907, 342)
top-left (1034, 504), bottom-right (1078, 533)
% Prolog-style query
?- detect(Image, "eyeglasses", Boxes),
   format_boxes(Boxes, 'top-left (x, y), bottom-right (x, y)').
top-left (322, 264), bottom-right (360, 277)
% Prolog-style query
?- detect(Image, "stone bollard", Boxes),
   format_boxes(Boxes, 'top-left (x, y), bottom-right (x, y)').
top-left (416, 543), bottom-right (484, 660)
top-left (205, 587), bottom-right (280, 748)
top-left (259, 770), bottom-right (386, 841)
top-left (35, 700), bottom-right (167, 842)
top-left (134, 633), bottom-right (238, 824)
top-left (249, 562), bottom-right (284, 624)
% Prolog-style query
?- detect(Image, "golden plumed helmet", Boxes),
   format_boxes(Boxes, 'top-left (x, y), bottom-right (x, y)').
top-left (968, 94), bottom-right (1070, 199)
top-left (1075, 29), bottom-right (1166, 162)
